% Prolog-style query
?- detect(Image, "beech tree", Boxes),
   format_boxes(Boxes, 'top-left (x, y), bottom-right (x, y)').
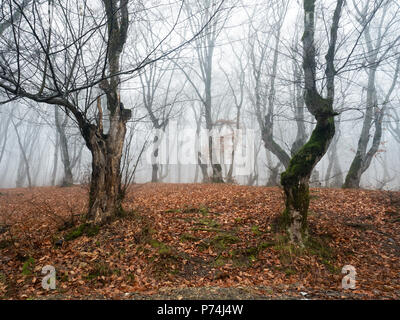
top-left (244, 2), bottom-right (312, 186)
top-left (246, 1), bottom-right (290, 173)
top-left (280, 0), bottom-right (345, 245)
top-left (175, 0), bottom-right (230, 183)
top-left (343, 0), bottom-right (400, 188)
top-left (0, 0), bottom-right (224, 224)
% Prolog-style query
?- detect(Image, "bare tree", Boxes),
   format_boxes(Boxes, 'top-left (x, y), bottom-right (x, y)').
top-left (191, 101), bottom-right (210, 182)
top-left (324, 117), bottom-right (343, 187)
top-left (174, 0), bottom-right (230, 183)
top-left (219, 44), bottom-right (246, 183)
top-left (280, 0), bottom-right (345, 245)
top-left (245, 1), bottom-right (307, 186)
top-left (11, 110), bottom-right (41, 188)
top-left (0, 107), bottom-right (13, 164)
top-left (344, 0), bottom-right (400, 188)
top-left (388, 107), bottom-right (400, 144)
top-left (137, 57), bottom-right (181, 182)
top-left (54, 108), bottom-right (74, 186)
top-left (0, 0), bottom-right (225, 224)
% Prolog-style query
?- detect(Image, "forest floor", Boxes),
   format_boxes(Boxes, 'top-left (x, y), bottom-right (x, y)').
top-left (1, 183), bottom-right (400, 300)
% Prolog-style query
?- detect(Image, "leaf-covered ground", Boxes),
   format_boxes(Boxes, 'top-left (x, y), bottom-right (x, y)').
top-left (0, 183), bottom-right (399, 300)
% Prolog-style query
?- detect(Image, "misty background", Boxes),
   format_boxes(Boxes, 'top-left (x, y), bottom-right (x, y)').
top-left (0, 0), bottom-right (399, 190)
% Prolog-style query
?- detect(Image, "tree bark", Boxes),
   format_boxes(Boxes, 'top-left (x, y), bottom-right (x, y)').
top-left (151, 135), bottom-right (160, 182)
top-left (198, 152), bottom-right (210, 183)
top-left (51, 128), bottom-right (59, 186)
top-left (84, 115), bottom-right (127, 224)
top-left (281, 117), bottom-right (335, 243)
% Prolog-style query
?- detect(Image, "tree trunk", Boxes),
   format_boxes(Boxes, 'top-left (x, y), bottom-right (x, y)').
top-left (266, 163), bottom-right (280, 187)
top-left (51, 130), bottom-right (59, 186)
top-left (151, 135), bottom-right (159, 182)
top-left (343, 105), bottom-right (383, 189)
top-left (198, 152), bottom-right (210, 183)
top-left (80, 0), bottom-right (129, 225)
top-left (281, 117), bottom-right (335, 243)
top-left (331, 150), bottom-right (343, 188)
top-left (324, 119), bottom-right (342, 187)
top-left (84, 116), bottom-right (126, 225)
top-left (55, 108), bottom-right (74, 186)
top-left (343, 67), bottom-right (377, 189)
top-left (209, 136), bottom-right (224, 183)
top-left (0, 110), bottom-right (12, 164)
top-left (13, 120), bottom-right (33, 188)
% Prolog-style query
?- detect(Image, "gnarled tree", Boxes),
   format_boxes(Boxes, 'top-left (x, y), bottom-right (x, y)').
top-left (0, 0), bottom-right (225, 224)
top-left (280, 0), bottom-right (344, 245)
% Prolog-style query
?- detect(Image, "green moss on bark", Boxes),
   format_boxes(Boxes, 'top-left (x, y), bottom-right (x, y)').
top-left (281, 116), bottom-right (335, 187)
top-left (280, 115), bottom-right (335, 241)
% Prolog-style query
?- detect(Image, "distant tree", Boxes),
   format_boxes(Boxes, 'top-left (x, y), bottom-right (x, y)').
top-left (343, 0), bottom-right (400, 188)
top-left (388, 107), bottom-right (400, 144)
top-left (246, 1), bottom-right (290, 173)
top-left (11, 110), bottom-right (41, 188)
top-left (174, 0), bottom-right (230, 183)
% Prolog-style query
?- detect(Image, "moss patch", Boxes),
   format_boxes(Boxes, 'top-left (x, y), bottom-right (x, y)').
top-left (148, 238), bottom-right (184, 277)
top-left (180, 233), bottom-right (200, 242)
top-left (251, 225), bottom-right (262, 236)
top-left (306, 235), bottom-right (339, 273)
top-left (150, 239), bottom-right (172, 256)
top-left (195, 218), bottom-right (219, 228)
top-left (0, 272), bottom-right (6, 284)
top-left (64, 223), bottom-right (100, 241)
top-left (22, 257), bottom-right (35, 276)
top-left (198, 232), bottom-right (240, 252)
top-left (86, 262), bottom-right (113, 281)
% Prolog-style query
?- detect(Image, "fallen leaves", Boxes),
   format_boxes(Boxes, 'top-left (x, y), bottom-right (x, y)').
top-left (0, 183), bottom-right (400, 299)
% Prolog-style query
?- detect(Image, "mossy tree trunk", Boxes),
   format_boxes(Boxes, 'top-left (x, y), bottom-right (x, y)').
top-left (280, 0), bottom-right (344, 245)
top-left (281, 116), bottom-right (335, 243)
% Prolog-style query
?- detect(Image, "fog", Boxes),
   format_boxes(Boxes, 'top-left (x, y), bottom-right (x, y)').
top-left (0, 0), bottom-right (399, 190)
